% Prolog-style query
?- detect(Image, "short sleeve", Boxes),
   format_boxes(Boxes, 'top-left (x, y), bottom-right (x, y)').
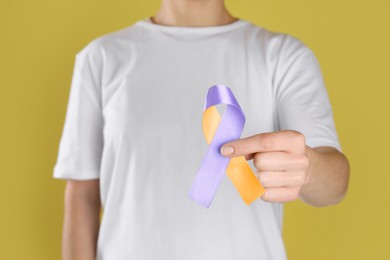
top-left (273, 35), bottom-right (342, 151)
top-left (53, 41), bottom-right (104, 180)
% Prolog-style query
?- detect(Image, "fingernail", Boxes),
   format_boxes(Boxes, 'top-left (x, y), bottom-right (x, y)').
top-left (220, 145), bottom-right (234, 156)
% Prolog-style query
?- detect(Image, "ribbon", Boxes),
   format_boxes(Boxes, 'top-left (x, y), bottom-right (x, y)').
top-left (188, 84), bottom-right (265, 208)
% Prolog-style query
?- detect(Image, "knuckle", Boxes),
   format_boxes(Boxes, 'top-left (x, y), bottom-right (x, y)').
top-left (260, 190), bottom-right (267, 201)
top-left (287, 130), bottom-right (306, 146)
top-left (293, 132), bottom-right (305, 144)
top-left (254, 170), bottom-right (260, 179)
top-left (261, 190), bottom-right (272, 202)
top-left (287, 129), bottom-right (301, 137)
top-left (253, 153), bottom-right (267, 170)
top-left (258, 172), bottom-right (269, 186)
top-left (297, 155), bottom-right (310, 169)
top-left (260, 133), bottom-right (274, 150)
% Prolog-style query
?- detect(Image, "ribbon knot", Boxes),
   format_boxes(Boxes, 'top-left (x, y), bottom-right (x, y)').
top-left (188, 84), bottom-right (265, 208)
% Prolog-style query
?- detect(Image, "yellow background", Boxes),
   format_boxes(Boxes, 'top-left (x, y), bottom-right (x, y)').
top-left (1, 0), bottom-right (389, 259)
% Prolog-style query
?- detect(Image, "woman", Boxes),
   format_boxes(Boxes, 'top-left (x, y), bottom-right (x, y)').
top-left (53, 0), bottom-right (349, 259)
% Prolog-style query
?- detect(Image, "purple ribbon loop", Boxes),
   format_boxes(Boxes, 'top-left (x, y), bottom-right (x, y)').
top-left (188, 84), bottom-right (246, 208)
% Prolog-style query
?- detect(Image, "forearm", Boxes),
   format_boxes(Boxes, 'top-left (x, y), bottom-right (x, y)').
top-left (299, 146), bottom-right (350, 207)
top-left (63, 180), bottom-right (101, 260)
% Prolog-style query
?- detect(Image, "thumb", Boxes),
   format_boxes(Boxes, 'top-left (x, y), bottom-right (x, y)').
top-left (220, 143), bottom-right (254, 160)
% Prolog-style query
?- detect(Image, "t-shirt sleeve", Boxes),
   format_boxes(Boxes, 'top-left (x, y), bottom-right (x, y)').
top-left (53, 41), bottom-right (104, 180)
top-left (273, 35), bottom-right (342, 151)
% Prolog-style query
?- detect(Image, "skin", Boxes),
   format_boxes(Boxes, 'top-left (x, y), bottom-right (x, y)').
top-left (220, 130), bottom-right (350, 206)
top-left (62, 0), bottom-right (350, 258)
top-left (63, 179), bottom-right (100, 260)
top-left (151, 0), bottom-right (237, 27)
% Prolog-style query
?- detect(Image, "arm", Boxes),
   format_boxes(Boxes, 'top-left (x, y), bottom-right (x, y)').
top-left (220, 130), bottom-right (350, 207)
top-left (300, 146), bottom-right (350, 206)
top-left (63, 179), bottom-right (101, 260)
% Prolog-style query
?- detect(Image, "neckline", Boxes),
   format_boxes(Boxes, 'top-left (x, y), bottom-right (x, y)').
top-left (135, 17), bottom-right (249, 34)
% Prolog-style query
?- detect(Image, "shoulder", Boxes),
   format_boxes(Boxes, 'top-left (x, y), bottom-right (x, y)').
top-left (75, 22), bottom-right (142, 61)
top-left (244, 20), bottom-right (314, 61)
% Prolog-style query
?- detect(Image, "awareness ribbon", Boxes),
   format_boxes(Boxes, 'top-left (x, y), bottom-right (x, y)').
top-left (188, 84), bottom-right (265, 208)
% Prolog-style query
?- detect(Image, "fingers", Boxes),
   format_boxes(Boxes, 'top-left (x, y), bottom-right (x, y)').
top-left (253, 151), bottom-right (308, 203)
top-left (218, 130), bottom-right (309, 204)
top-left (220, 130), bottom-right (306, 158)
top-left (256, 171), bottom-right (306, 188)
top-left (260, 187), bottom-right (301, 203)
top-left (253, 152), bottom-right (309, 171)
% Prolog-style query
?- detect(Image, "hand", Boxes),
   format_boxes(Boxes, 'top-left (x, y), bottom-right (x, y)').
top-left (220, 130), bottom-right (310, 203)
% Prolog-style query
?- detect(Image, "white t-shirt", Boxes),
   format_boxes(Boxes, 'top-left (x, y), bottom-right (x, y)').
top-left (53, 17), bottom-right (341, 260)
